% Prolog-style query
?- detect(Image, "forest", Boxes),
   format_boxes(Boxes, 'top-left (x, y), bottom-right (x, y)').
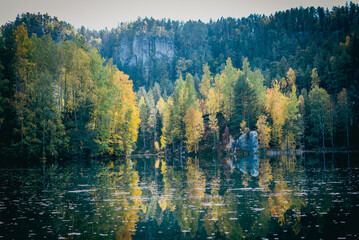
top-left (0, 20), bottom-right (140, 161)
top-left (0, 3), bottom-right (358, 161)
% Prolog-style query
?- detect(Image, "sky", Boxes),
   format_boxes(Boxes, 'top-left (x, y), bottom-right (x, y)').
top-left (1, 0), bottom-right (358, 30)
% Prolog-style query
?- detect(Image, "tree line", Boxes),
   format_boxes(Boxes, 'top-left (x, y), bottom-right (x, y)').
top-left (137, 58), bottom-right (352, 153)
top-left (83, 3), bottom-right (359, 150)
top-left (84, 3), bottom-right (359, 100)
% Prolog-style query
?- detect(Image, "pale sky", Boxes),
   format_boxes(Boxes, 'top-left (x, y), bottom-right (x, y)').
top-left (1, 0), bottom-right (358, 30)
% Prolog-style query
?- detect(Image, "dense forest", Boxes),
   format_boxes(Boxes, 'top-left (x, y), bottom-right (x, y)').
top-left (0, 3), bottom-right (358, 161)
top-left (0, 14), bottom-right (140, 161)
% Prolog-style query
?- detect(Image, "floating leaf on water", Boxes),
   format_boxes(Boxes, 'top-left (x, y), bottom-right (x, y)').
top-left (67, 189), bottom-right (95, 193)
top-left (68, 232), bottom-right (81, 236)
top-left (251, 208), bottom-right (265, 212)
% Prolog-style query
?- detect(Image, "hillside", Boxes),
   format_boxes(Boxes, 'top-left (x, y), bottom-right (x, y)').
top-left (83, 3), bottom-right (359, 99)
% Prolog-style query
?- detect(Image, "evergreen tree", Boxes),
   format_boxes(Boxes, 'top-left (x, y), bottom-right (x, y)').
top-left (337, 88), bottom-right (351, 148)
top-left (308, 86), bottom-right (331, 148)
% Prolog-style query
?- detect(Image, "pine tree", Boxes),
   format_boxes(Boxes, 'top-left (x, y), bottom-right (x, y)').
top-left (160, 97), bottom-right (174, 150)
top-left (308, 85), bottom-right (331, 148)
top-left (310, 68), bottom-right (320, 89)
top-left (337, 88), bottom-right (351, 148)
top-left (199, 63), bottom-right (212, 100)
top-left (139, 96), bottom-right (148, 148)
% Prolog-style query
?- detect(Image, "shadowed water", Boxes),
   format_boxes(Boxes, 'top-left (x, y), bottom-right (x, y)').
top-left (0, 153), bottom-right (358, 239)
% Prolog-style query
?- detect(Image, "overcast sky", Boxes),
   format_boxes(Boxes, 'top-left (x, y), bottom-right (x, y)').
top-left (1, 0), bottom-right (358, 30)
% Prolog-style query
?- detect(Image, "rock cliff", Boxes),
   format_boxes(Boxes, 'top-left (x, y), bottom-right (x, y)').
top-left (227, 131), bottom-right (259, 153)
top-left (114, 34), bottom-right (174, 82)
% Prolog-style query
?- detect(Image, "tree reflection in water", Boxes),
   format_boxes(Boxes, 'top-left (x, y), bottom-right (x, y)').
top-left (1, 153), bottom-right (358, 239)
top-left (94, 160), bottom-right (142, 239)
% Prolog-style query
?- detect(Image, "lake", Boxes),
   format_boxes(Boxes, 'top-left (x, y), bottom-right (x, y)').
top-left (0, 153), bottom-right (358, 239)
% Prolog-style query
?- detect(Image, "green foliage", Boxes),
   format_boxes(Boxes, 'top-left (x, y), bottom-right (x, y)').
top-left (310, 68), bottom-right (320, 89)
top-left (184, 106), bottom-right (204, 153)
top-left (0, 62), bottom-right (8, 129)
top-left (308, 86), bottom-right (331, 148)
top-left (2, 7), bottom-right (359, 158)
top-left (79, 4), bottom-right (357, 100)
top-left (199, 64), bottom-right (212, 100)
top-left (337, 88), bottom-right (352, 147)
top-left (0, 23), bottom-right (139, 161)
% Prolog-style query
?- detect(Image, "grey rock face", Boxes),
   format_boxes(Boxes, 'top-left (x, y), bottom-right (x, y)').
top-left (114, 34), bottom-right (174, 83)
top-left (154, 37), bottom-right (174, 60)
top-left (115, 34), bottom-right (174, 66)
top-left (132, 35), bottom-right (150, 65)
top-left (117, 40), bottom-right (131, 65)
top-left (237, 131), bottom-right (259, 153)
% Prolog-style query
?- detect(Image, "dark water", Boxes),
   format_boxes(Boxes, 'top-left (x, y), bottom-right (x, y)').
top-left (0, 153), bottom-right (358, 239)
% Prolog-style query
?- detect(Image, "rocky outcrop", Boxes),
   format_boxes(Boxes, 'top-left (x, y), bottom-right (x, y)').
top-left (114, 34), bottom-right (174, 82)
top-left (227, 131), bottom-right (259, 153)
top-left (237, 131), bottom-right (259, 153)
top-left (154, 37), bottom-right (174, 60)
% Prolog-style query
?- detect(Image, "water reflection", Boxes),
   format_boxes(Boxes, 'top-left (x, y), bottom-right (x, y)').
top-left (236, 155), bottom-right (259, 177)
top-left (94, 160), bottom-right (142, 239)
top-left (0, 153), bottom-right (358, 239)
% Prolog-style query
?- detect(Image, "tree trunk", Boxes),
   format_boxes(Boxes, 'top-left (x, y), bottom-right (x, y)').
top-left (154, 112), bottom-right (156, 148)
top-left (286, 130), bottom-right (289, 152)
top-left (59, 72), bottom-right (62, 113)
top-left (213, 131), bottom-right (216, 149)
top-left (42, 113), bottom-right (46, 159)
top-left (346, 124), bottom-right (350, 149)
top-left (64, 75), bottom-right (67, 118)
top-left (303, 127), bottom-right (305, 149)
top-left (229, 95), bottom-right (232, 120)
top-left (143, 131), bottom-right (146, 148)
top-left (321, 116), bottom-right (325, 149)
top-left (322, 127), bottom-right (325, 149)
top-left (20, 112), bottom-right (24, 155)
top-left (73, 89), bottom-right (78, 129)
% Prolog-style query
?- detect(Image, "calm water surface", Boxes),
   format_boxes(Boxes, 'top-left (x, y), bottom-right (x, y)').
top-left (0, 153), bottom-right (358, 239)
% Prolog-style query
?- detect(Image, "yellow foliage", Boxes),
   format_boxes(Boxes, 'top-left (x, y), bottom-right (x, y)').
top-left (155, 158), bottom-right (160, 169)
top-left (240, 121), bottom-right (249, 136)
top-left (206, 88), bottom-right (219, 113)
top-left (156, 97), bottom-right (166, 116)
top-left (184, 106), bottom-right (204, 153)
top-left (158, 197), bottom-right (168, 211)
top-left (154, 141), bottom-right (160, 152)
top-left (107, 69), bottom-right (140, 155)
top-left (256, 115), bottom-right (271, 149)
top-left (266, 81), bottom-right (289, 148)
